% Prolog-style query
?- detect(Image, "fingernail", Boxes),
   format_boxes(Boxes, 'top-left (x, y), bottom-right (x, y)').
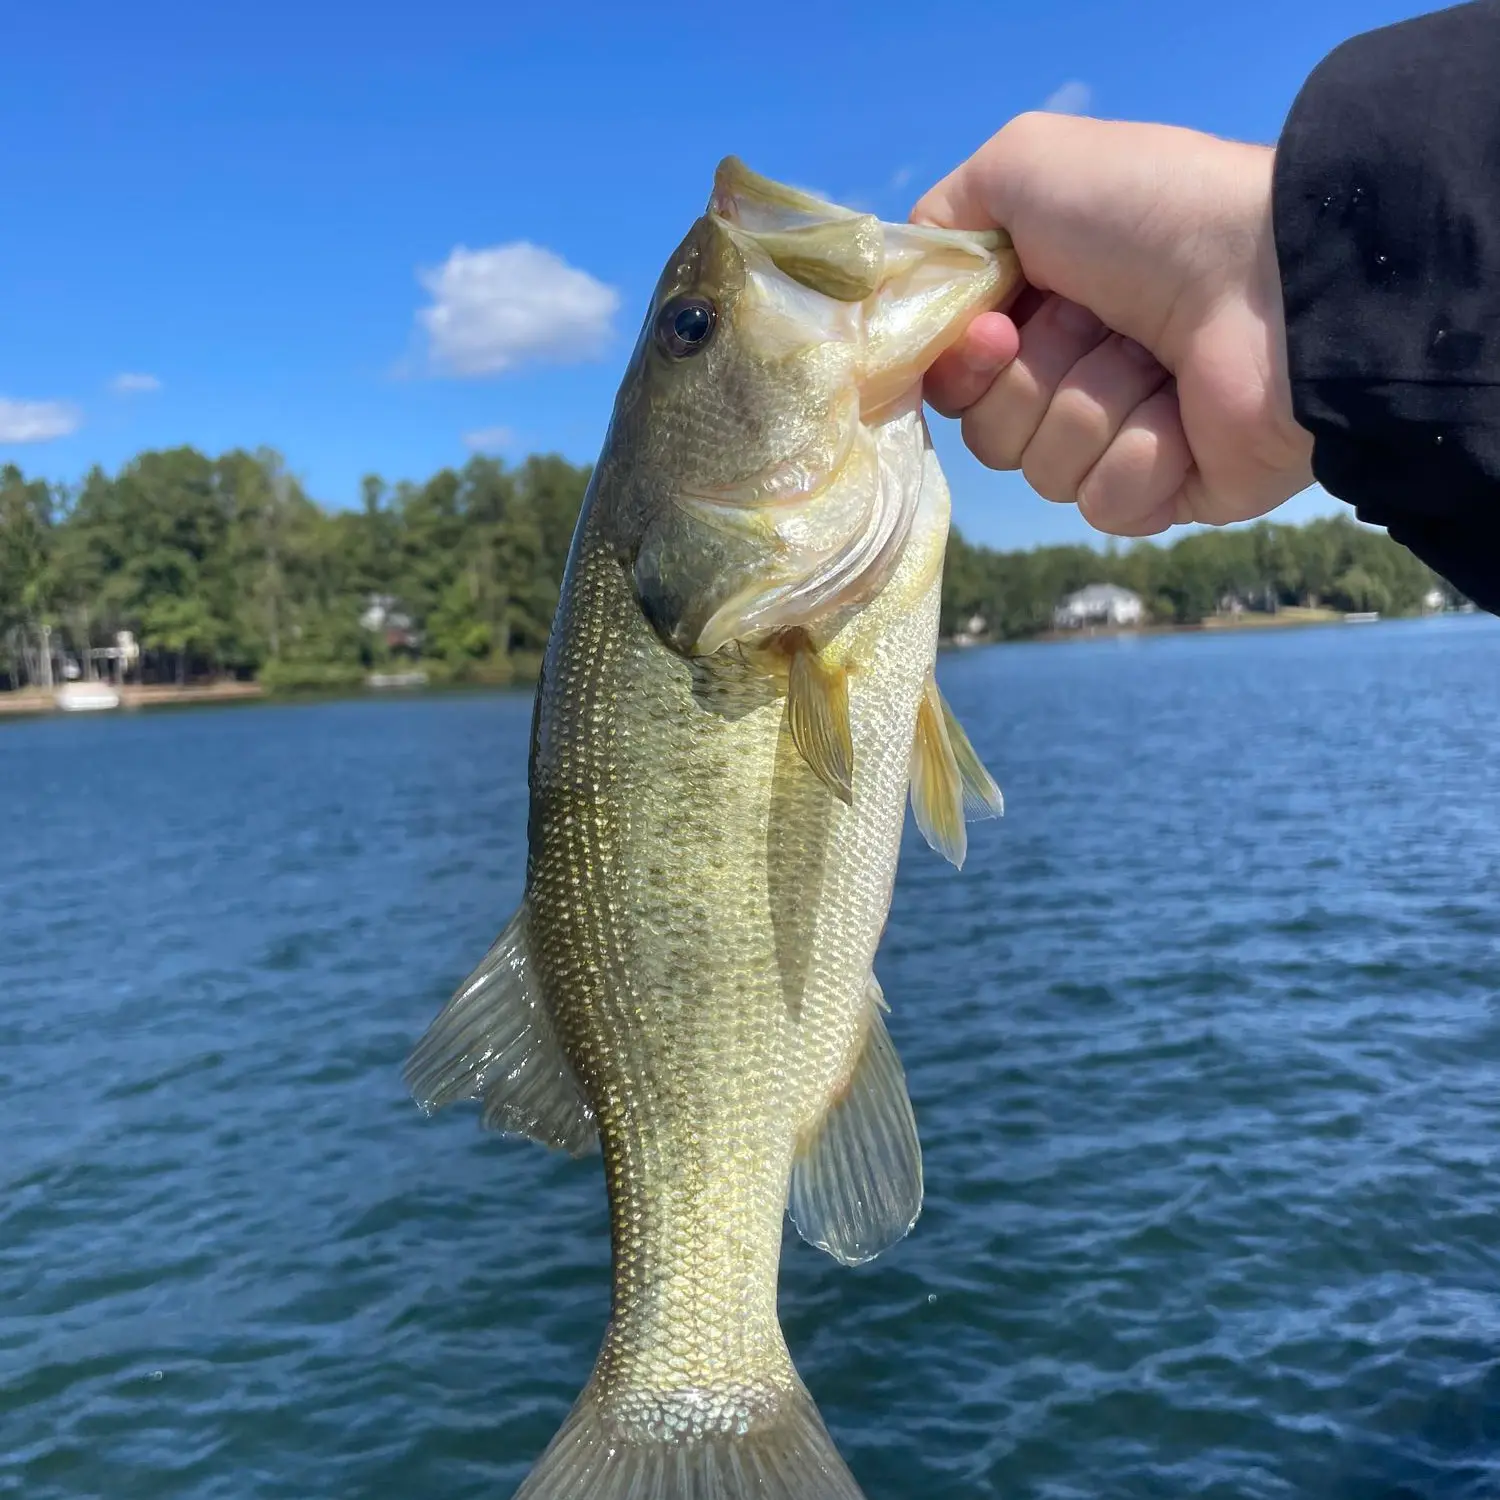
top-left (1053, 299), bottom-right (1103, 339)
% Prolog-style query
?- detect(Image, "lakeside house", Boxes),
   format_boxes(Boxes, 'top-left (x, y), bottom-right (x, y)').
top-left (359, 594), bottom-right (421, 653)
top-left (1053, 583), bottom-right (1145, 631)
top-left (951, 613), bottom-right (988, 647)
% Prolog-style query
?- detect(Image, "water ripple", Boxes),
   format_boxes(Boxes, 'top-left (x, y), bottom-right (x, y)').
top-left (4, 620), bottom-right (1500, 1497)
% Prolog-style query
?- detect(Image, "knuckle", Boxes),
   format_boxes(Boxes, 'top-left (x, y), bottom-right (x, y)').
top-left (1077, 465), bottom-right (1139, 525)
top-left (999, 111), bottom-right (1052, 155)
top-left (1107, 423), bottom-right (1163, 475)
top-left (961, 405), bottom-right (1025, 471)
top-left (960, 375), bottom-right (1040, 470)
top-left (1021, 449), bottom-right (1078, 505)
top-left (1048, 385), bottom-right (1113, 453)
top-left (921, 376), bottom-right (966, 421)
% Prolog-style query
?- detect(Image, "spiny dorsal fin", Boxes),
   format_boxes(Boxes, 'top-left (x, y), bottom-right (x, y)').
top-left (909, 672), bottom-right (1003, 869)
top-left (788, 973), bottom-right (922, 1267)
top-left (403, 903), bottom-right (598, 1157)
top-left (786, 635), bottom-right (854, 805)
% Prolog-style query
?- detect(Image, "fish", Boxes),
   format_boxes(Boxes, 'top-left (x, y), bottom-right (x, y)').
top-left (405, 156), bottom-right (1020, 1499)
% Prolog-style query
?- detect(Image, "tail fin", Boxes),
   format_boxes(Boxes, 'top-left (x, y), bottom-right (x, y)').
top-left (511, 1378), bottom-right (867, 1499)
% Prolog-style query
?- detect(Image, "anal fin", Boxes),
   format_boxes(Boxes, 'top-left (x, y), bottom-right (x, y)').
top-left (909, 671), bottom-right (1003, 869)
top-left (789, 973), bottom-right (922, 1267)
top-left (403, 902), bottom-right (597, 1156)
top-left (786, 632), bottom-right (854, 805)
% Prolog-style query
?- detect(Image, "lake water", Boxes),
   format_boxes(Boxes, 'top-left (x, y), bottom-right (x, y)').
top-left (5, 615), bottom-right (1500, 1500)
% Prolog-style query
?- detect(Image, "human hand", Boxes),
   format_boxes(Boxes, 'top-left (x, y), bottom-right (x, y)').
top-left (913, 114), bottom-right (1316, 535)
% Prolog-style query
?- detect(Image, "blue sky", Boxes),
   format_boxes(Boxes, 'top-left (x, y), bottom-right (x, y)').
top-left (1, 0), bottom-right (1436, 550)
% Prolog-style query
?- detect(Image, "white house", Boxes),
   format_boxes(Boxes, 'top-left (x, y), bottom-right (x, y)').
top-left (951, 613), bottom-right (988, 647)
top-left (1052, 582), bottom-right (1145, 630)
top-left (359, 593), bottom-right (421, 652)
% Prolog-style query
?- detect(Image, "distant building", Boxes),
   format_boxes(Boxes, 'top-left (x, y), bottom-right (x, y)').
top-left (359, 593), bottom-right (421, 653)
top-left (1053, 582), bottom-right (1145, 630)
top-left (951, 613), bottom-right (988, 647)
top-left (359, 594), bottom-right (404, 633)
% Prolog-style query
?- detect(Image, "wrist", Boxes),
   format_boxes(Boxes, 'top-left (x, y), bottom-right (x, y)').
top-left (1252, 155), bottom-right (1316, 478)
top-left (1169, 140), bottom-right (1314, 484)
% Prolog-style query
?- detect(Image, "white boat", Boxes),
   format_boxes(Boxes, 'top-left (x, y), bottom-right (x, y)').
top-left (55, 682), bottom-right (121, 712)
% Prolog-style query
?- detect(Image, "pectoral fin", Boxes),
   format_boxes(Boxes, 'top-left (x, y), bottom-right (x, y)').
top-left (786, 635), bottom-right (854, 805)
top-left (909, 673), bottom-right (1003, 869)
top-left (788, 974), bottom-right (922, 1266)
top-left (403, 902), bottom-right (598, 1157)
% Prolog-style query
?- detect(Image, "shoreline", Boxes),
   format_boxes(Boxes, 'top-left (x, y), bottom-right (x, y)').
top-left (0, 611), bottom-right (1463, 720)
top-left (0, 676), bottom-right (530, 721)
top-left (0, 680), bottom-right (267, 719)
top-left (945, 605), bottom-right (1395, 650)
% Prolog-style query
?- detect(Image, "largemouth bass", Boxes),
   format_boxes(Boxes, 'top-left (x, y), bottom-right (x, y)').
top-left (407, 158), bottom-right (1020, 1499)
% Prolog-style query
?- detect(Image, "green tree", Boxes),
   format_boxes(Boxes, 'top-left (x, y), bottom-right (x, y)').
top-left (0, 466), bottom-right (55, 685)
top-left (0, 444), bottom-right (1461, 695)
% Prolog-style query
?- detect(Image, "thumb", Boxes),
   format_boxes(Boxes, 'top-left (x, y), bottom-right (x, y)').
top-left (910, 154), bottom-right (1007, 232)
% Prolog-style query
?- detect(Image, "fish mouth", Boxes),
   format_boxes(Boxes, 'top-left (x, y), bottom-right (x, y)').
top-left (636, 160), bottom-right (1020, 657)
top-left (709, 156), bottom-right (1017, 415)
top-left (709, 158), bottom-right (852, 226)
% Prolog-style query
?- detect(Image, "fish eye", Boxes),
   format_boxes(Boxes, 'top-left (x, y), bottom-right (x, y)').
top-left (656, 295), bottom-right (717, 358)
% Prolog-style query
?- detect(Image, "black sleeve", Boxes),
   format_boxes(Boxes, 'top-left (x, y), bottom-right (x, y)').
top-left (1272, 0), bottom-right (1500, 612)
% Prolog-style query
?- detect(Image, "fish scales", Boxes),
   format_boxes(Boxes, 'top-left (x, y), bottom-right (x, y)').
top-left (407, 157), bottom-right (1019, 1499)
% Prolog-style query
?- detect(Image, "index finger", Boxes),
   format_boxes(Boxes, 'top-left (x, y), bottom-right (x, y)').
top-left (923, 311), bottom-right (1022, 417)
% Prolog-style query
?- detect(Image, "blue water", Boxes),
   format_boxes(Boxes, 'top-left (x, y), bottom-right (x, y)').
top-left (5, 615), bottom-right (1500, 1500)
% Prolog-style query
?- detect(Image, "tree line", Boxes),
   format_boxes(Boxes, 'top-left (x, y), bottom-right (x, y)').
top-left (0, 446), bottom-right (1458, 692)
top-left (941, 507), bottom-right (1456, 641)
top-left (0, 447), bottom-right (586, 692)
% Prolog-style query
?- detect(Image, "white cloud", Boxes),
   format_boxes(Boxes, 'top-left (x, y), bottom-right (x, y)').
top-left (1041, 80), bottom-right (1093, 115)
top-left (0, 398), bottom-right (81, 443)
top-left (110, 372), bottom-right (162, 394)
top-left (416, 243), bottom-right (619, 377)
top-left (887, 166), bottom-right (914, 193)
top-left (463, 425), bottom-right (515, 453)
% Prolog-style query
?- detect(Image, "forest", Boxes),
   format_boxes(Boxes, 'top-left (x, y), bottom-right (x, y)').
top-left (0, 447), bottom-right (1457, 693)
top-left (939, 506), bottom-right (1454, 641)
